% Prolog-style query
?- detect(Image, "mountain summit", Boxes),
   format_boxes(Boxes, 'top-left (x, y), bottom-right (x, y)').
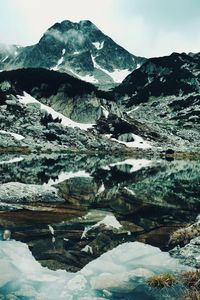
top-left (0, 20), bottom-right (145, 87)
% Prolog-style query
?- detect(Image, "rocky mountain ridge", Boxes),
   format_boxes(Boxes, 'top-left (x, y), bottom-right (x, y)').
top-left (0, 23), bottom-right (200, 153)
top-left (0, 20), bottom-right (145, 88)
top-left (114, 52), bottom-right (200, 150)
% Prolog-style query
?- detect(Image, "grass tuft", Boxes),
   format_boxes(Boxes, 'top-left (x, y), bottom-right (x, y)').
top-left (147, 273), bottom-right (177, 288)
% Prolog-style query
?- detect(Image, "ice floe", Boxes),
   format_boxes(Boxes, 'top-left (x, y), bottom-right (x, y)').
top-left (0, 240), bottom-right (190, 299)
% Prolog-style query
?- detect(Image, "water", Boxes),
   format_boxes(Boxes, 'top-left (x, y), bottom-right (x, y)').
top-left (0, 153), bottom-right (199, 298)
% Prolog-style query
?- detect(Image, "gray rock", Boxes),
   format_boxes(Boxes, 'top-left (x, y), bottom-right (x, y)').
top-left (0, 81), bottom-right (11, 92)
top-left (0, 182), bottom-right (64, 203)
top-left (170, 237), bottom-right (200, 268)
top-left (5, 100), bottom-right (17, 106)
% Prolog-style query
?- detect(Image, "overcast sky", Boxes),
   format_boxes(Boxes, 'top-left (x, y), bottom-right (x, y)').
top-left (1, 0), bottom-right (200, 58)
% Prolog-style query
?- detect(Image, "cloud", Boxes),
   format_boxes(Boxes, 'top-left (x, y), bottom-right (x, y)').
top-left (46, 28), bottom-right (86, 46)
top-left (1, 0), bottom-right (200, 57)
top-left (112, 0), bottom-right (200, 57)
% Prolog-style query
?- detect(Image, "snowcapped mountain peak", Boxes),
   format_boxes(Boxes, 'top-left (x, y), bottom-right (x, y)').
top-left (0, 20), bottom-right (146, 88)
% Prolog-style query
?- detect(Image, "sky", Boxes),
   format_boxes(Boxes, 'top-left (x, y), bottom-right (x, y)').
top-left (0, 0), bottom-right (200, 58)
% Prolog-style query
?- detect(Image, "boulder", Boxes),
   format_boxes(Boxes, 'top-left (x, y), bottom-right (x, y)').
top-left (170, 237), bottom-right (200, 268)
top-left (0, 182), bottom-right (64, 203)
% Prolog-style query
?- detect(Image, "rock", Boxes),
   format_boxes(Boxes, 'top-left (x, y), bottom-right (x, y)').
top-left (165, 149), bottom-right (175, 155)
top-left (0, 81), bottom-right (11, 92)
top-left (5, 100), bottom-right (17, 106)
top-left (3, 229), bottom-right (11, 241)
top-left (0, 182), bottom-right (64, 203)
top-left (0, 134), bottom-right (18, 147)
top-left (169, 220), bottom-right (200, 247)
top-left (170, 237), bottom-right (200, 268)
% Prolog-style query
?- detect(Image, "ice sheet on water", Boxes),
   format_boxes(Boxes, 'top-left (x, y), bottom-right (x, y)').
top-left (0, 240), bottom-right (190, 299)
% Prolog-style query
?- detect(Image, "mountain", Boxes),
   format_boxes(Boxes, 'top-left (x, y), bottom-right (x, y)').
top-left (0, 25), bottom-right (200, 153)
top-left (0, 43), bottom-right (22, 71)
top-left (112, 52), bottom-right (200, 150)
top-left (0, 20), bottom-right (146, 88)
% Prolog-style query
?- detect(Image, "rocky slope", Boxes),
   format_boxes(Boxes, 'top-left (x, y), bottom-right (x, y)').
top-left (0, 20), bottom-right (145, 88)
top-left (114, 52), bottom-right (200, 151)
top-left (0, 68), bottom-right (158, 153)
top-left (0, 63), bottom-right (199, 152)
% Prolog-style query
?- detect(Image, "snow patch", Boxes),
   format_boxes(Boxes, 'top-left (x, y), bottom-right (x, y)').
top-left (44, 170), bottom-right (92, 186)
top-left (91, 55), bottom-right (130, 83)
top-left (100, 105), bottom-right (109, 118)
top-left (96, 183), bottom-right (105, 195)
top-left (109, 69), bottom-right (131, 83)
top-left (48, 225), bottom-right (54, 235)
top-left (77, 74), bottom-right (98, 84)
top-left (81, 226), bottom-right (90, 239)
top-left (57, 56), bottom-right (64, 66)
top-left (127, 106), bottom-right (139, 114)
top-left (0, 240), bottom-right (190, 299)
top-left (92, 41), bottom-right (104, 50)
top-left (92, 215), bottom-right (122, 230)
top-left (81, 245), bottom-right (93, 254)
top-left (136, 63), bottom-right (141, 69)
top-left (0, 157), bottom-right (24, 165)
top-left (0, 130), bottom-right (25, 141)
top-left (1, 56), bottom-right (9, 62)
top-left (18, 92), bottom-right (94, 130)
top-left (67, 63), bottom-right (98, 83)
top-left (111, 133), bottom-right (151, 149)
top-left (124, 187), bottom-right (136, 196)
top-left (53, 49), bottom-right (66, 70)
top-left (110, 158), bottom-right (152, 172)
top-left (81, 214), bottom-right (122, 239)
